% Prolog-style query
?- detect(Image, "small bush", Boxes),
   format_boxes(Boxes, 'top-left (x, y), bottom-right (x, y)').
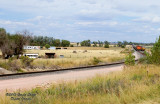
top-left (104, 44), bottom-right (109, 48)
top-left (138, 51), bottom-right (152, 64)
top-left (92, 57), bottom-right (101, 65)
top-left (45, 44), bottom-right (50, 49)
top-left (8, 59), bottom-right (22, 71)
top-left (125, 53), bottom-right (135, 66)
top-left (20, 56), bottom-right (34, 67)
top-left (70, 45), bottom-right (74, 47)
top-left (121, 45), bottom-right (125, 48)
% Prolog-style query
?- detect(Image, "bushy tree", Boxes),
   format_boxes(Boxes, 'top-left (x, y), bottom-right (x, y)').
top-left (0, 28), bottom-right (30, 58)
top-left (117, 41), bottom-right (122, 47)
top-left (54, 39), bottom-right (61, 47)
top-left (125, 53), bottom-right (135, 66)
top-left (45, 44), bottom-right (50, 49)
top-left (104, 41), bottom-right (109, 48)
top-left (0, 28), bottom-right (7, 47)
top-left (81, 40), bottom-right (91, 47)
top-left (98, 40), bottom-right (103, 47)
top-left (77, 42), bottom-right (79, 47)
top-left (93, 41), bottom-right (98, 47)
top-left (150, 36), bottom-right (160, 64)
top-left (61, 40), bottom-right (70, 47)
top-left (117, 41), bottom-right (127, 48)
top-left (9, 33), bottom-right (30, 55)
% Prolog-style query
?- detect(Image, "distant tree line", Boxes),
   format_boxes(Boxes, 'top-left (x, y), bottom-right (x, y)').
top-left (117, 41), bottom-right (154, 48)
top-left (30, 36), bottom-right (70, 47)
top-left (0, 28), bottom-right (155, 59)
top-left (80, 40), bottom-right (110, 48)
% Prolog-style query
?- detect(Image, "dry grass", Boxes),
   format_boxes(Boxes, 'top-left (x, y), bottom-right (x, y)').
top-left (25, 47), bottom-right (124, 59)
top-left (1, 64), bottom-right (160, 104)
top-left (27, 47), bottom-right (125, 69)
top-left (0, 47), bottom-right (125, 71)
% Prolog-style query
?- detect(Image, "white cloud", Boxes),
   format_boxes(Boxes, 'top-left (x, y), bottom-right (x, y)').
top-left (0, 0), bottom-right (160, 42)
top-left (0, 20), bottom-right (33, 26)
top-left (133, 16), bottom-right (160, 23)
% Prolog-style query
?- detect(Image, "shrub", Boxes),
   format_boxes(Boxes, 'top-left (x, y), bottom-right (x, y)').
top-left (125, 53), bottom-right (135, 66)
top-left (141, 36), bottom-right (160, 65)
top-left (121, 45), bottom-right (125, 48)
top-left (104, 44), bottom-right (109, 48)
top-left (8, 59), bottom-right (22, 71)
top-left (45, 44), bottom-right (50, 49)
top-left (150, 36), bottom-right (160, 64)
top-left (20, 56), bottom-right (34, 67)
top-left (92, 57), bottom-right (101, 65)
top-left (70, 45), bottom-right (74, 47)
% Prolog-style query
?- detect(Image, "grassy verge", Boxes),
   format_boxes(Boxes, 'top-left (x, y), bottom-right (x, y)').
top-left (1, 64), bottom-right (160, 104)
top-left (31, 56), bottom-right (124, 69)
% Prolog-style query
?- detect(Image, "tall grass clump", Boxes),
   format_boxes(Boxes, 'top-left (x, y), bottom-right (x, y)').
top-left (20, 56), bottom-right (34, 68)
top-left (2, 64), bottom-right (160, 104)
top-left (125, 53), bottom-right (135, 66)
top-left (92, 57), bottom-right (101, 65)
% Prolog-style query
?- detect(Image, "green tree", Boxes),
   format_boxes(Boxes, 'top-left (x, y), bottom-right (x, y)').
top-left (117, 41), bottom-right (122, 47)
top-left (0, 29), bottom-right (29, 58)
top-left (9, 33), bottom-right (30, 56)
top-left (61, 40), bottom-right (70, 47)
top-left (125, 53), bottom-right (135, 66)
top-left (54, 39), bottom-right (61, 47)
top-left (150, 36), bottom-right (160, 64)
top-left (93, 41), bottom-right (97, 47)
top-left (98, 40), bottom-right (103, 47)
top-left (45, 44), bottom-right (50, 49)
top-left (70, 44), bottom-right (74, 47)
top-left (0, 28), bottom-right (7, 47)
top-left (77, 42), bottom-right (79, 47)
top-left (81, 40), bottom-right (91, 47)
top-left (0, 28), bottom-right (15, 58)
top-left (104, 41), bottom-right (109, 48)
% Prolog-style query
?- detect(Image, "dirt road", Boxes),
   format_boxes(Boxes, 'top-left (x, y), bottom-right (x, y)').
top-left (0, 64), bottom-right (123, 92)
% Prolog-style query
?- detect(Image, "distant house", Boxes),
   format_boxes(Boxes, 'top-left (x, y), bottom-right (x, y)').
top-left (23, 53), bottom-right (39, 58)
top-left (23, 46), bottom-right (40, 50)
top-left (49, 47), bottom-right (56, 50)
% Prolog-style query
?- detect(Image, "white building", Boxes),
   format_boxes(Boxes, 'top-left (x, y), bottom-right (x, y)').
top-left (23, 53), bottom-right (39, 59)
top-left (23, 46), bottom-right (40, 50)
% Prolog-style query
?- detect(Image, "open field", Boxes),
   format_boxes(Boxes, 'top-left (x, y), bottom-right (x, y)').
top-left (26, 47), bottom-right (124, 58)
top-left (0, 47), bottom-right (126, 72)
top-left (25, 47), bottom-right (126, 70)
top-left (1, 64), bottom-right (160, 104)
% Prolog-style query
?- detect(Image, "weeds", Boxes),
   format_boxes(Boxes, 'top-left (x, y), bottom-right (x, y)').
top-left (2, 64), bottom-right (160, 104)
top-left (125, 53), bottom-right (135, 66)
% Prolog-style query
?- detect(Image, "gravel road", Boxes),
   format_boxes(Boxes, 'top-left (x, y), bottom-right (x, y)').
top-left (0, 64), bottom-right (123, 93)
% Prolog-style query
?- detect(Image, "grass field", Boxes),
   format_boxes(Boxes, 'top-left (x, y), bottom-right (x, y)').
top-left (0, 47), bottom-right (126, 72)
top-left (26, 47), bottom-right (125, 70)
top-left (1, 64), bottom-right (160, 104)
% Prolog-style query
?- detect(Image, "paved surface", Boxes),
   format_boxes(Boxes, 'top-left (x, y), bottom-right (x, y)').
top-left (0, 64), bottom-right (123, 92)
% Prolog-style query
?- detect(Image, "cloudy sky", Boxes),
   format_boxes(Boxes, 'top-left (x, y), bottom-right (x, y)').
top-left (0, 0), bottom-right (160, 42)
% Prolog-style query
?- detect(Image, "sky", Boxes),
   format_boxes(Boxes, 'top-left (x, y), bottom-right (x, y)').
top-left (0, 0), bottom-right (160, 42)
